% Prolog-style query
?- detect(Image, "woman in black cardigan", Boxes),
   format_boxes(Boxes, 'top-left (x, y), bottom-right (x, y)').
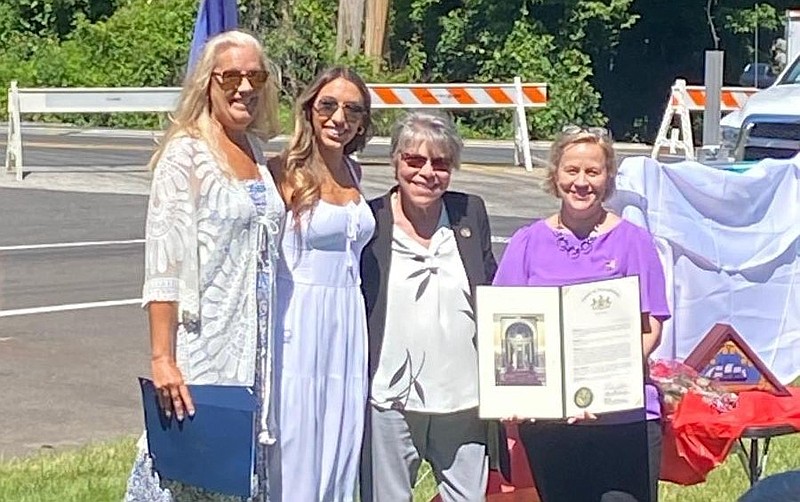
top-left (360, 111), bottom-right (503, 501)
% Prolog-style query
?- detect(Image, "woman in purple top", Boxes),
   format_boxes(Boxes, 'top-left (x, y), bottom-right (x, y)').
top-left (494, 126), bottom-right (670, 502)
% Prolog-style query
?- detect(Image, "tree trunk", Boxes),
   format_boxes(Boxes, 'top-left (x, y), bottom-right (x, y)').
top-left (336, 0), bottom-right (366, 57)
top-left (364, 0), bottom-right (390, 71)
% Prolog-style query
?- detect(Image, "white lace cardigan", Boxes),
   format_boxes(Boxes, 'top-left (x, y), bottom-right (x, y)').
top-left (142, 135), bottom-right (285, 439)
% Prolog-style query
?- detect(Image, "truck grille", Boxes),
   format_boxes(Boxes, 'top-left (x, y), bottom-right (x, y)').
top-left (743, 146), bottom-right (799, 160)
top-left (749, 122), bottom-right (800, 141)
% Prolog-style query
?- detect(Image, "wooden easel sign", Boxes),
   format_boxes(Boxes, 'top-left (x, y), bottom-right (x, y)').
top-left (684, 323), bottom-right (790, 396)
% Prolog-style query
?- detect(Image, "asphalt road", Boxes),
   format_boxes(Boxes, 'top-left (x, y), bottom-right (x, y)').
top-left (3, 126), bottom-right (656, 172)
top-left (0, 129), bottom-right (660, 460)
top-left (8, 129), bottom-right (527, 171)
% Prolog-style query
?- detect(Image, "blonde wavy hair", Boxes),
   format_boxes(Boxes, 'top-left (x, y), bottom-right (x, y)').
top-left (545, 126), bottom-right (617, 202)
top-left (277, 66), bottom-right (373, 220)
top-left (148, 30), bottom-right (280, 172)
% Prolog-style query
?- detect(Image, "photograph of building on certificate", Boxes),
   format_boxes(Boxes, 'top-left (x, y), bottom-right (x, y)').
top-left (493, 314), bottom-right (546, 386)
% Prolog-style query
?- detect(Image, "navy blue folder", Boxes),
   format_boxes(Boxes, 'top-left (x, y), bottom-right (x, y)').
top-left (139, 377), bottom-right (258, 498)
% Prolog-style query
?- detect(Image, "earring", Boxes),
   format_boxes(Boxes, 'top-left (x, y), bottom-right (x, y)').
top-left (357, 126), bottom-right (365, 135)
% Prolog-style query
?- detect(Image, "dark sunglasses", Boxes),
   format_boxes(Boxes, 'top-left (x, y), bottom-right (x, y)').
top-left (314, 97), bottom-right (367, 124)
top-left (400, 152), bottom-right (450, 171)
top-left (211, 69), bottom-right (269, 92)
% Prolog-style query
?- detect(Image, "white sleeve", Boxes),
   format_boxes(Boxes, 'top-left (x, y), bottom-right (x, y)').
top-left (141, 138), bottom-right (198, 307)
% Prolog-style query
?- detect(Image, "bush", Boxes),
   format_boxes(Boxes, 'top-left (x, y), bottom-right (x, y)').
top-left (0, 0), bottom-right (196, 129)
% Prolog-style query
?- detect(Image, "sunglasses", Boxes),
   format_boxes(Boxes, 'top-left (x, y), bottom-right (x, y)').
top-left (211, 69), bottom-right (269, 92)
top-left (400, 152), bottom-right (451, 171)
top-left (561, 125), bottom-right (612, 140)
top-left (314, 97), bottom-right (367, 124)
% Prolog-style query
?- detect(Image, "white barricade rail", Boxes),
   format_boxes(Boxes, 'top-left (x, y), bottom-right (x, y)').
top-left (4, 81), bottom-right (181, 181)
top-left (651, 79), bottom-right (758, 161)
top-left (5, 78), bottom-right (548, 180)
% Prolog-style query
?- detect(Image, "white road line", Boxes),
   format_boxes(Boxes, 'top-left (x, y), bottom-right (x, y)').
top-left (0, 299), bottom-right (142, 318)
top-left (491, 236), bottom-right (510, 244)
top-left (0, 239), bottom-right (145, 252)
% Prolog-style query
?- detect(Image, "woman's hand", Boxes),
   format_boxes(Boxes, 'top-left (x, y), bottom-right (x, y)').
top-left (501, 416), bottom-right (536, 424)
top-left (566, 410), bottom-right (597, 424)
top-left (151, 355), bottom-right (194, 421)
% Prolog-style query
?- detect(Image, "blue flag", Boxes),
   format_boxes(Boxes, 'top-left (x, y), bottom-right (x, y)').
top-left (187, 0), bottom-right (239, 73)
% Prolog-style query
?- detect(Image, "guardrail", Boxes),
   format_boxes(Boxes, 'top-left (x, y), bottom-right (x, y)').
top-left (5, 78), bottom-right (548, 180)
top-left (6, 77), bottom-right (547, 181)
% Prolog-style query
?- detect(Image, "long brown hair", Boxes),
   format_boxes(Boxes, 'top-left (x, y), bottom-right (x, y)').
top-left (148, 30), bottom-right (280, 172)
top-left (278, 66), bottom-right (373, 219)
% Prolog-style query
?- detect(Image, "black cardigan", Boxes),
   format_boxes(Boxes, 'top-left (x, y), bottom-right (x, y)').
top-left (360, 188), bottom-right (498, 379)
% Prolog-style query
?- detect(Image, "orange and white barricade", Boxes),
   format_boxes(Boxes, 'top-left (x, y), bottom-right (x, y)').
top-left (5, 79), bottom-right (547, 180)
top-left (651, 79), bottom-right (757, 160)
top-left (367, 78), bottom-right (548, 171)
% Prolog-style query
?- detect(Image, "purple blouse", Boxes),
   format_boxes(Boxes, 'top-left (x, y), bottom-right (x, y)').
top-left (493, 218), bottom-right (671, 421)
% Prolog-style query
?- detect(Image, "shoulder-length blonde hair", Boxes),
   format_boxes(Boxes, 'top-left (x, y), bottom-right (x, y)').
top-left (278, 66), bottom-right (373, 219)
top-left (148, 30), bottom-right (280, 171)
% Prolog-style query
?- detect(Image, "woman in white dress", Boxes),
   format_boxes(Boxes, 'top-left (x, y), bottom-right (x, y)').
top-left (268, 66), bottom-right (375, 501)
top-left (124, 31), bottom-right (284, 501)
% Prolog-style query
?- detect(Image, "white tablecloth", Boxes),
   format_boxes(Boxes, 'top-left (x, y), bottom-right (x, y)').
top-left (608, 156), bottom-right (800, 384)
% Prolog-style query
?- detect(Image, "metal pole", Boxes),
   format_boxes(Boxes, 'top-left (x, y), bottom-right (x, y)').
top-left (702, 51), bottom-right (724, 152)
top-left (755, 9), bottom-right (759, 87)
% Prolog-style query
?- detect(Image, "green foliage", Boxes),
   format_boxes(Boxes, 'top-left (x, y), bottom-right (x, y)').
top-left (0, 0), bottom-right (792, 140)
top-left (7, 0), bottom-right (110, 39)
top-left (387, 0), bottom-right (632, 137)
top-left (0, 0), bottom-right (197, 128)
top-left (723, 3), bottom-right (783, 34)
top-left (242, 0), bottom-right (338, 99)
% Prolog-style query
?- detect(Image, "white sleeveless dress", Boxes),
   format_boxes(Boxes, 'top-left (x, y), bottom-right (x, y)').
top-left (270, 165), bottom-right (375, 501)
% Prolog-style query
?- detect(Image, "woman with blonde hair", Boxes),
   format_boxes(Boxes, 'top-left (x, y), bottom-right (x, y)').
top-left (494, 126), bottom-right (669, 501)
top-left (267, 66), bottom-right (375, 501)
top-left (125, 30), bottom-right (284, 501)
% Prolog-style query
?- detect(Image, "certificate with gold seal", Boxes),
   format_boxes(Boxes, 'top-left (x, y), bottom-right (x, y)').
top-left (476, 276), bottom-right (645, 419)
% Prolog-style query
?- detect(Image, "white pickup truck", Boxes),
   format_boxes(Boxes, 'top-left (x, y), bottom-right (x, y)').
top-left (720, 54), bottom-right (800, 159)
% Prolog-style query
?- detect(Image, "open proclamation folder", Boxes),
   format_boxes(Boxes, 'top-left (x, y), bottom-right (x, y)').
top-left (476, 276), bottom-right (645, 420)
top-left (139, 378), bottom-right (258, 497)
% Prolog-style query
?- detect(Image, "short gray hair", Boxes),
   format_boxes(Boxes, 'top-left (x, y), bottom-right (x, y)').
top-left (389, 111), bottom-right (463, 169)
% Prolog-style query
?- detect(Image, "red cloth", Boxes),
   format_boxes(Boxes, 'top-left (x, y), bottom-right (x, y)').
top-left (661, 387), bottom-right (800, 485)
top-left (485, 423), bottom-right (540, 501)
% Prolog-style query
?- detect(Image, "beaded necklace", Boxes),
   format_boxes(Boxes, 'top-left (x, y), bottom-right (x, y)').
top-left (553, 213), bottom-right (602, 259)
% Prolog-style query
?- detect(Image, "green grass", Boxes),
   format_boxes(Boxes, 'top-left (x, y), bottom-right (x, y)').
top-left (0, 437), bottom-right (137, 502)
top-left (660, 434), bottom-right (800, 501)
top-left (0, 434), bottom-right (797, 501)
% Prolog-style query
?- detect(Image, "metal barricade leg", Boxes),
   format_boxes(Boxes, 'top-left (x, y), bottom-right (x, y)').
top-left (749, 438), bottom-right (760, 486)
top-left (513, 77), bottom-right (533, 172)
top-left (5, 80), bottom-right (23, 181)
top-left (737, 436), bottom-right (773, 487)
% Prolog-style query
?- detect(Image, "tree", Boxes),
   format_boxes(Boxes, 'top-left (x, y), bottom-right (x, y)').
top-left (336, 0), bottom-right (366, 57)
top-left (723, 3), bottom-right (783, 58)
top-left (364, 0), bottom-right (391, 70)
